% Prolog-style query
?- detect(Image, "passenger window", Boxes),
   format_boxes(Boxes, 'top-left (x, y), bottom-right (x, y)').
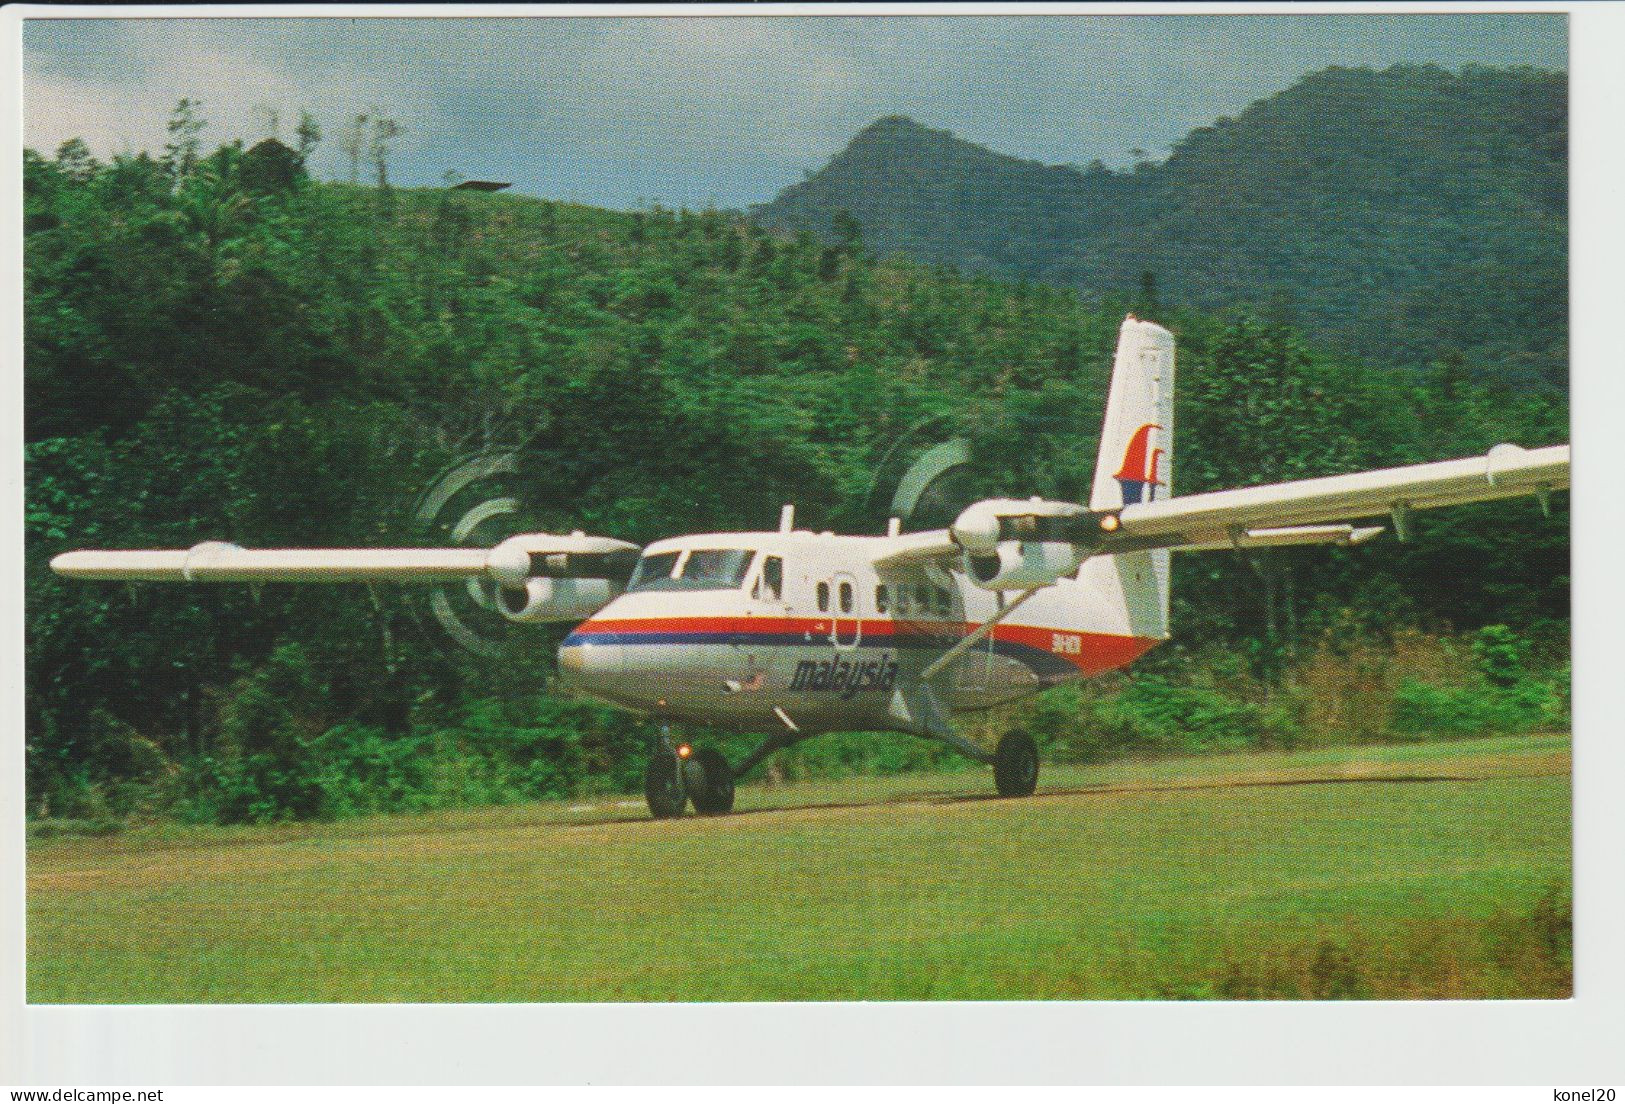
top-left (817, 581), bottom-right (830, 612)
top-left (839, 581), bottom-right (853, 614)
top-left (934, 585), bottom-right (951, 614)
top-left (876, 585), bottom-right (889, 614)
top-left (915, 584), bottom-right (931, 612)
top-left (761, 556), bottom-right (783, 601)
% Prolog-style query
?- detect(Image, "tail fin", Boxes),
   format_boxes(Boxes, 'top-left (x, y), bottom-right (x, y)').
top-left (1089, 316), bottom-right (1176, 639)
top-left (1090, 315), bottom-right (1175, 511)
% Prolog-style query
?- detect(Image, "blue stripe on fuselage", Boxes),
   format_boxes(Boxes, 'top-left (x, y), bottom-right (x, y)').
top-left (559, 629), bottom-right (1079, 680)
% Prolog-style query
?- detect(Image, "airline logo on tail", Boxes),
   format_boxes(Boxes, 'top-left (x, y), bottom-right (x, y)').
top-left (1113, 423), bottom-right (1165, 505)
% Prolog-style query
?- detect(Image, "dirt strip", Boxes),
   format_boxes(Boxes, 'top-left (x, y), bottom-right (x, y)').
top-left (28, 748), bottom-right (1569, 894)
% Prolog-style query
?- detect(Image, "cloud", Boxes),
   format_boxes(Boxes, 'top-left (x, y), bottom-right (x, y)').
top-left (24, 19), bottom-right (442, 176)
top-left (22, 14), bottom-right (1566, 207)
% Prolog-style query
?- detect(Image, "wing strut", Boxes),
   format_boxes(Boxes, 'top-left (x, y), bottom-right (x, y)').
top-left (920, 588), bottom-right (1041, 681)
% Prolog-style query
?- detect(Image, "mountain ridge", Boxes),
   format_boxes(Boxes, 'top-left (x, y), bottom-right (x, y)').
top-left (755, 64), bottom-right (1567, 386)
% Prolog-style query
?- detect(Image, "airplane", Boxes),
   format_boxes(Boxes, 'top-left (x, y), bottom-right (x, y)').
top-left (50, 316), bottom-right (1571, 819)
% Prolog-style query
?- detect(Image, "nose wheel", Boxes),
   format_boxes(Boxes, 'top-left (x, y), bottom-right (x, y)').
top-left (643, 743), bottom-right (736, 818)
top-left (644, 754), bottom-right (687, 819)
top-left (685, 747), bottom-right (735, 815)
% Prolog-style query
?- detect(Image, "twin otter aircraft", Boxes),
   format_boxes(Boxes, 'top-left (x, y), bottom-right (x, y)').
top-left (53, 317), bottom-right (1570, 818)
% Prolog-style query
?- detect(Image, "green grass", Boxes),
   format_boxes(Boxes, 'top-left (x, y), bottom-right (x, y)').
top-left (27, 735), bottom-right (1570, 1002)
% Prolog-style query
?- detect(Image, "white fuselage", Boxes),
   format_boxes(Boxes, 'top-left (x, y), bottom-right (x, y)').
top-left (557, 529), bottom-right (1164, 734)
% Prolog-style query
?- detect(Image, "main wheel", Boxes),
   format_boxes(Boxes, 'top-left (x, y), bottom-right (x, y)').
top-left (993, 731), bottom-right (1039, 797)
top-left (645, 754), bottom-right (687, 819)
top-left (684, 748), bottom-right (736, 815)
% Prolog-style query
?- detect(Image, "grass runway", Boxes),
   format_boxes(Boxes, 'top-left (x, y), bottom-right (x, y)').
top-left (26, 734), bottom-right (1571, 1002)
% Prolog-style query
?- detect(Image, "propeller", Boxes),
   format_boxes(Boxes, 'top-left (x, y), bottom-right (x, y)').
top-left (864, 416), bottom-right (977, 532)
top-left (407, 448), bottom-right (538, 658)
top-left (892, 437), bottom-right (975, 530)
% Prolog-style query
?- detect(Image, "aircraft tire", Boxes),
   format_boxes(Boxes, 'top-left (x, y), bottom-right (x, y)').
top-left (645, 754), bottom-right (687, 819)
top-left (685, 748), bottom-right (736, 815)
top-left (993, 731), bottom-right (1039, 797)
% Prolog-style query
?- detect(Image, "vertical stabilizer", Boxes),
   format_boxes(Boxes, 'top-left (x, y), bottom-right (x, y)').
top-left (1090, 316), bottom-right (1175, 512)
top-left (1090, 316), bottom-right (1176, 639)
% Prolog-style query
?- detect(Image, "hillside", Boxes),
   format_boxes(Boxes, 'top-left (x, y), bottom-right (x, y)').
top-left (24, 137), bottom-right (1567, 825)
top-left (755, 65), bottom-right (1567, 387)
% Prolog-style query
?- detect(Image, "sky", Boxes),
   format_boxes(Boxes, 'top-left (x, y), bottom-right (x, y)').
top-left (23, 13), bottom-right (1565, 210)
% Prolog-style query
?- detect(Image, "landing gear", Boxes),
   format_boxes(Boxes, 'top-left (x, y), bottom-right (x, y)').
top-left (644, 754), bottom-right (687, 819)
top-left (684, 747), bottom-right (736, 815)
top-left (993, 731), bottom-right (1039, 797)
top-left (644, 740), bottom-right (736, 818)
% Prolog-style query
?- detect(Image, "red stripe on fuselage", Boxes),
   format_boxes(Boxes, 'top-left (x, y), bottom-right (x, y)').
top-left (569, 615), bottom-right (1160, 676)
top-left (580, 616), bottom-right (855, 635)
top-left (991, 623), bottom-right (1161, 676)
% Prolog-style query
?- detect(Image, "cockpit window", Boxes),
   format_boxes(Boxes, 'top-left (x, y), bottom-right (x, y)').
top-left (629, 549), bottom-right (756, 592)
top-left (627, 551), bottom-right (681, 591)
top-left (680, 548), bottom-right (754, 588)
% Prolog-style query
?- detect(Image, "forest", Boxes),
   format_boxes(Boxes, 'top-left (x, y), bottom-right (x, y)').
top-left (22, 93), bottom-right (1569, 829)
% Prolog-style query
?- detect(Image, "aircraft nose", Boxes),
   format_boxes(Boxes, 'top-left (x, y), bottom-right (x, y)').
top-left (557, 625), bottom-right (623, 688)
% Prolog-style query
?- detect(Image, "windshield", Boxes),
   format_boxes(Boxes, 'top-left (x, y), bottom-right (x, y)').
top-left (627, 548), bottom-right (756, 592)
top-left (626, 551), bottom-right (681, 592)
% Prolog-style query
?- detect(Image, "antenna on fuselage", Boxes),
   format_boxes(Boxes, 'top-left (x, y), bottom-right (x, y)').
top-left (779, 504), bottom-right (795, 534)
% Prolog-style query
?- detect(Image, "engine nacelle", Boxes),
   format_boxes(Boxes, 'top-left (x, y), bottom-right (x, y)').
top-left (487, 534), bottom-right (640, 589)
top-left (497, 576), bottom-right (620, 623)
top-left (952, 498), bottom-right (1097, 589)
top-left (951, 497), bottom-right (1091, 554)
top-left (963, 540), bottom-right (1084, 591)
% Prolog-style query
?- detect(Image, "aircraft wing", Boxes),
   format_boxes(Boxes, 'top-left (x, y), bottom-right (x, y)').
top-left (872, 521), bottom-right (1394, 573)
top-left (1102, 443), bottom-right (1568, 553)
top-left (869, 529), bottom-right (962, 570)
top-left (50, 533), bottom-right (641, 586)
top-left (871, 442), bottom-right (1567, 573)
